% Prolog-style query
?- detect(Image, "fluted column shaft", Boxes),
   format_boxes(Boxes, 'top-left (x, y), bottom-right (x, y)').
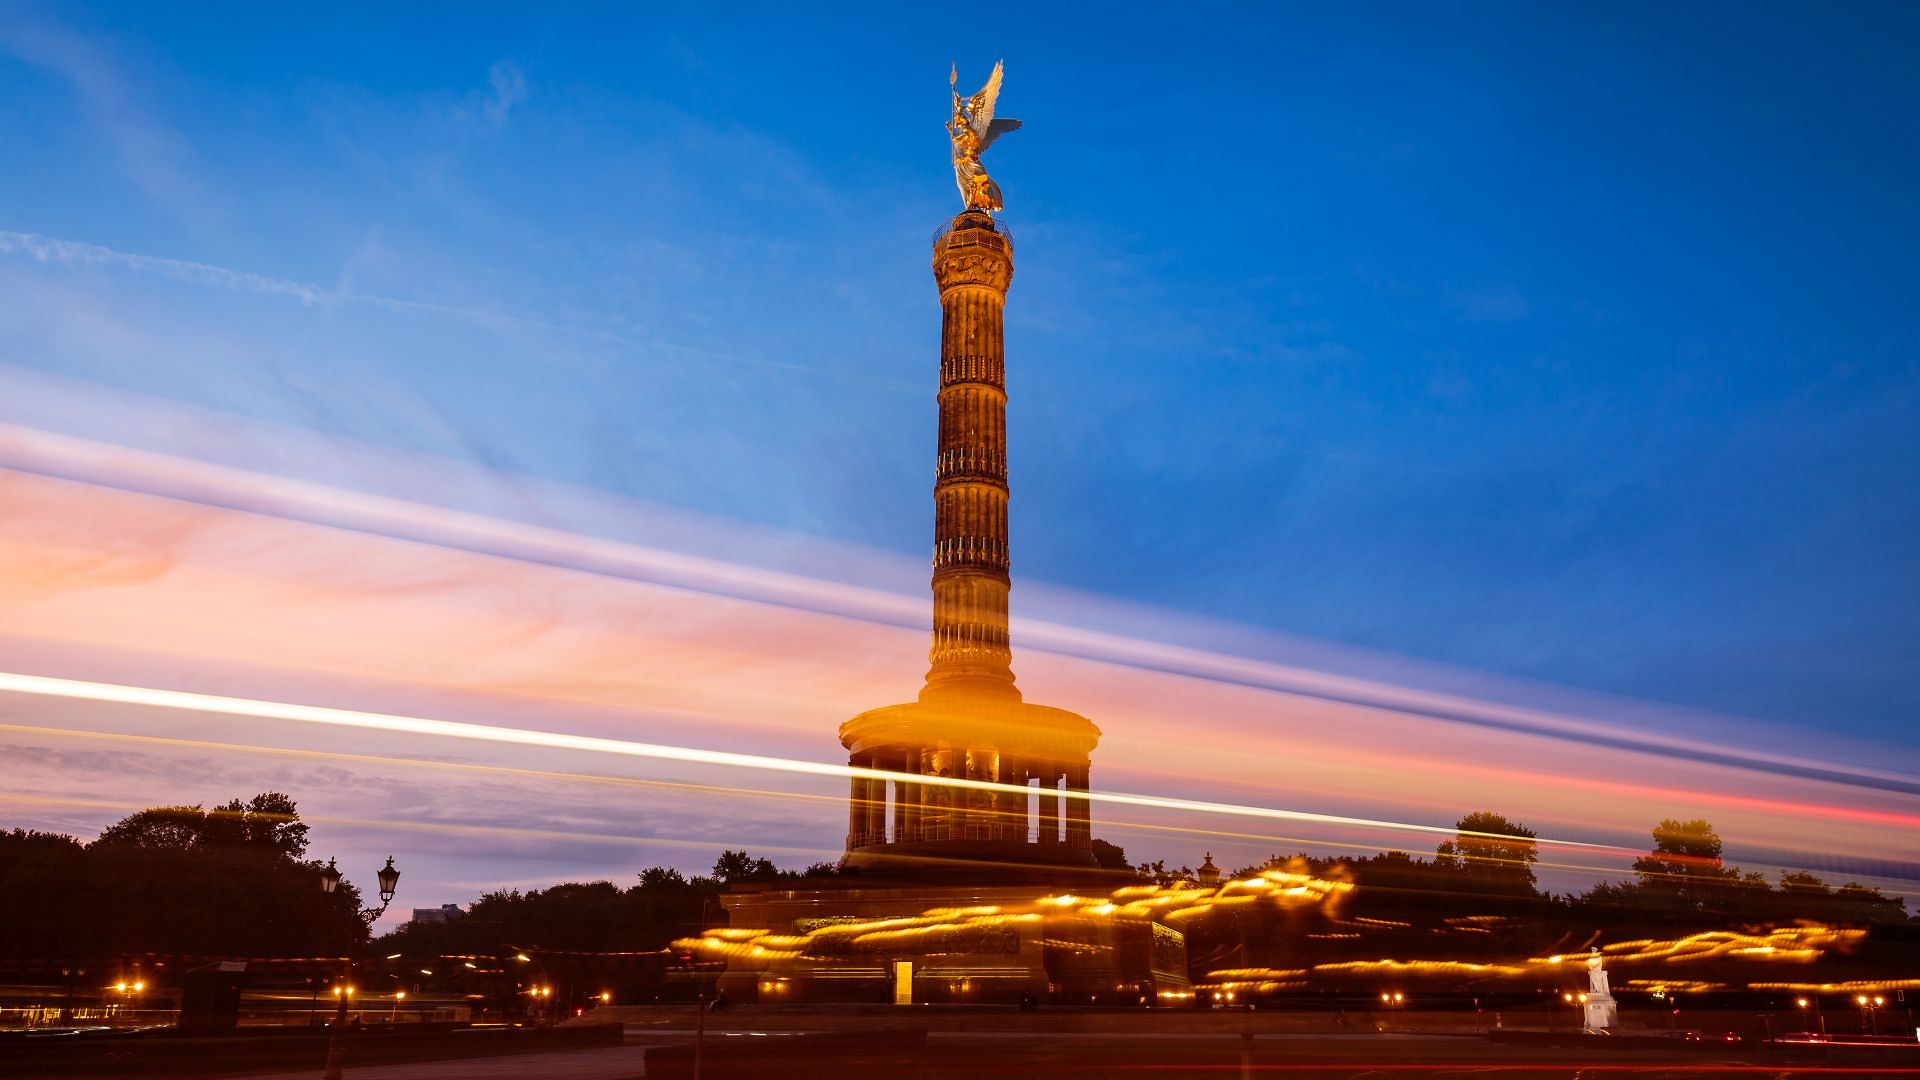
top-left (927, 216), bottom-right (1016, 694)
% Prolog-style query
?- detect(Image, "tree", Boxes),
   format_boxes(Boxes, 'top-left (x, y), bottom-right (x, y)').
top-left (90, 792), bottom-right (310, 860)
top-left (207, 792), bottom-right (310, 859)
top-left (1133, 860), bottom-right (1196, 887)
top-left (1830, 882), bottom-right (1908, 925)
top-left (92, 805), bottom-right (209, 851)
top-left (1435, 811), bottom-right (1540, 895)
top-left (0, 830), bottom-right (89, 960)
top-left (712, 850), bottom-right (778, 884)
top-left (1630, 818), bottom-right (1741, 912)
top-left (1090, 839), bottom-right (1129, 871)
top-left (638, 867), bottom-right (688, 889)
top-left (1779, 870), bottom-right (1832, 898)
top-left (3, 793), bottom-right (356, 964)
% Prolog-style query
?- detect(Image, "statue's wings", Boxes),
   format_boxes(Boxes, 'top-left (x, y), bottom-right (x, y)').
top-left (979, 117), bottom-right (1021, 153)
top-left (967, 60), bottom-right (1005, 141)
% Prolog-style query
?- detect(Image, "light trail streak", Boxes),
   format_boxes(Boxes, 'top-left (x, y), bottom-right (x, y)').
top-left (681, 868), bottom-right (1353, 961)
top-left (0, 721), bottom-right (855, 812)
top-left (0, 420), bottom-right (925, 629)
top-left (1196, 928), bottom-right (1870, 992)
top-left (3, 415), bottom-right (1914, 801)
top-left (0, 671), bottom-right (1600, 851)
top-left (0, 792), bottom-right (837, 860)
top-left (9, 720), bottom-right (1918, 897)
top-left (0, 789), bottom-right (1335, 881)
top-left (0, 724), bottom-right (1484, 858)
top-left (8, 414), bottom-right (1920, 875)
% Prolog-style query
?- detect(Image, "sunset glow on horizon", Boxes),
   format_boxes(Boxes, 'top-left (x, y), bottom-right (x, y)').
top-left (3, 374), bottom-right (1915, 918)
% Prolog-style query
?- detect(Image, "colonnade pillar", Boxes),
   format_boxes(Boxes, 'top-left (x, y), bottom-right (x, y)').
top-left (846, 756), bottom-right (864, 849)
top-left (1037, 766), bottom-right (1060, 845)
top-left (845, 749), bottom-right (1091, 856)
top-left (863, 768), bottom-right (885, 847)
top-left (1066, 764), bottom-right (1091, 849)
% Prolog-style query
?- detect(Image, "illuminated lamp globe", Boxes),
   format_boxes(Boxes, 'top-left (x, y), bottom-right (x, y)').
top-left (318, 857), bottom-right (342, 895)
top-left (377, 856), bottom-right (400, 904)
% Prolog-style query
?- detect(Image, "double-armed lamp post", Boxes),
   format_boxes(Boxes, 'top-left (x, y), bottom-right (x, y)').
top-left (318, 855), bottom-right (400, 1080)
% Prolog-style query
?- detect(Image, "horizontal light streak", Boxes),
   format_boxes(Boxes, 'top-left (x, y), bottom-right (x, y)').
top-left (0, 792), bottom-right (835, 860)
top-left (10, 705), bottom-right (1918, 898)
top-left (3, 415), bottom-right (1911, 800)
top-left (0, 420), bottom-right (924, 629)
top-left (0, 671), bottom-right (1593, 851)
top-left (0, 721), bottom-right (853, 812)
top-left (683, 868), bottom-right (1352, 961)
top-left (7, 421), bottom-right (1919, 881)
top-left (0, 722), bottom-right (1682, 887)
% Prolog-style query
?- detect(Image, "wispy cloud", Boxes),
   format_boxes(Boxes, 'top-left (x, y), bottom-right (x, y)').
top-left (0, 230), bottom-right (326, 304)
top-left (0, 16), bottom-right (206, 221)
top-left (0, 229), bottom-right (910, 389)
top-left (481, 60), bottom-right (527, 130)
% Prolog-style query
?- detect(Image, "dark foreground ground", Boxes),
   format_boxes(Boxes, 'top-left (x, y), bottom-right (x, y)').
top-left (10, 1007), bottom-right (1919, 1079)
top-left (220, 1031), bottom-right (1920, 1080)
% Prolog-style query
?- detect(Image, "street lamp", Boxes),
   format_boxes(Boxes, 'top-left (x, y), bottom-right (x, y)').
top-left (509, 948), bottom-right (552, 1025)
top-left (108, 980), bottom-right (144, 1023)
top-left (1795, 995), bottom-right (1825, 1035)
top-left (1854, 993), bottom-right (1886, 1035)
top-left (318, 856), bottom-right (400, 1080)
top-left (376, 857), bottom-right (400, 905)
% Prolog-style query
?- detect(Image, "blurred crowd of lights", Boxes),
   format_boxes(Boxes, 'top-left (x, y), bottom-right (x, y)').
top-left (1751, 977), bottom-right (1920, 992)
top-left (677, 868), bottom-right (1353, 962)
top-left (1191, 925), bottom-right (1875, 997)
top-left (1578, 926), bottom-right (1864, 965)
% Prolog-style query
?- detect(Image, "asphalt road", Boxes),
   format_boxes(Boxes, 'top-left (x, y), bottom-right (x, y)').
top-left (223, 1029), bottom-right (1914, 1079)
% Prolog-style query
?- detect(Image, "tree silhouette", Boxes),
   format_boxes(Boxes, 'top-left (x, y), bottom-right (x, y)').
top-left (1631, 818), bottom-right (1740, 911)
top-left (712, 850), bottom-right (779, 883)
top-left (1089, 838), bottom-right (1129, 871)
top-left (0, 793), bottom-right (356, 965)
top-left (93, 805), bottom-right (209, 851)
top-left (1435, 811), bottom-right (1539, 895)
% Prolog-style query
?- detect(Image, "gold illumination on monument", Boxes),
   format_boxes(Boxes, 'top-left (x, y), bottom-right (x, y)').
top-left (839, 61), bottom-right (1100, 873)
top-left (947, 61), bottom-right (1021, 214)
top-left (712, 64), bottom-right (1173, 1006)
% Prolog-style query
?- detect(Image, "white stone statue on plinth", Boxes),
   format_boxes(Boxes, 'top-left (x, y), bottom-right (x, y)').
top-left (1583, 949), bottom-right (1619, 1030)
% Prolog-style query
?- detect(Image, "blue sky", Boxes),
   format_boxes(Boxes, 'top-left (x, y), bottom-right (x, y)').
top-left (3, 0), bottom-right (1917, 762)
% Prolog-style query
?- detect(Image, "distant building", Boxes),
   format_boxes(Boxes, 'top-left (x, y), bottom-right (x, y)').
top-left (409, 904), bottom-right (463, 925)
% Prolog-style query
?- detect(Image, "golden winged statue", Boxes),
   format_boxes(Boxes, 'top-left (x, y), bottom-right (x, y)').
top-left (949, 61), bottom-right (1022, 213)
